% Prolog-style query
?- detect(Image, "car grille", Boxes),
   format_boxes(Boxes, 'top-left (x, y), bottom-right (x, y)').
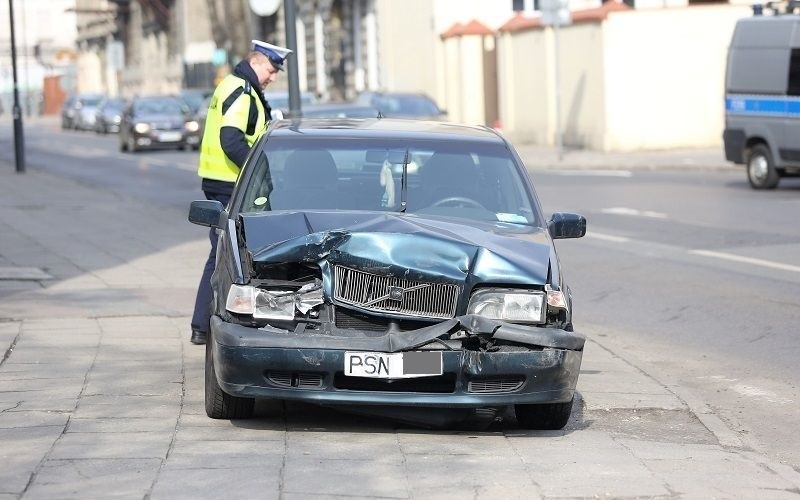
top-left (334, 307), bottom-right (435, 332)
top-left (467, 377), bottom-right (525, 394)
top-left (266, 371), bottom-right (324, 389)
top-left (151, 121), bottom-right (180, 130)
top-left (333, 265), bottom-right (459, 319)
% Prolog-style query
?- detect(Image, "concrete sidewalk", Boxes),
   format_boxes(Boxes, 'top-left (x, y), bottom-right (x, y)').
top-left (1, 162), bottom-right (799, 498)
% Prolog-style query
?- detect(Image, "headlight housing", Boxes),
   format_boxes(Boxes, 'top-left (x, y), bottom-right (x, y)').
top-left (184, 120), bottom-right (199, 132)
top-left (134, 122), bottom-right (150, 134)
top-left (225, 283), bottom-right (323, 321)
top-left (467, 288), bottom-right (546, 324)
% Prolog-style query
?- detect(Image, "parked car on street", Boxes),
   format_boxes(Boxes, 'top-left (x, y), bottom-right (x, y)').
top-left (60, 94), bottom-right (77, 129)
top-left (61, 93), bottom-right (104, 130)
top-left (290, 102), bottom-right (379, 119)
top-left (180, 88), bottom-right (213, 115)
top-left (264, 91), bottom-right (318, 119)
top-left (72, 93), bottom-right (105, 131)
top-left (189, 118), bottom-right (587, 429)
top-left (119, 95), bottom-right (200, 152)
top-left (354, 91), bottom-right (447, 120)
top-left (724, 11), bottom-right (800, 189)
top-left (94, 97), bottom-right (126, 134)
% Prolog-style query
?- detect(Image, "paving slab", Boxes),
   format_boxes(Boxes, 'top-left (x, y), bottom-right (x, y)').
top-left (282, 457), bottom-right (408, 498)
top-left (404, 454), bottom-right (536, 493)
top-left (67, 417), bottom-right (178, 434)
top-left (150, 467), bottom-right (281, 500)
top-left (23, 458), bottom-right (162, 500)
top-left (397, 431), bottom-right (518, 457)
top-left (0, 410), bottom-right (70, 429)
top-left (47, 432), bottom-right (174, 460)
top-left (0, 425), bottom-right (65, 494)
top-left (507, 430), bottom-right (672, 497)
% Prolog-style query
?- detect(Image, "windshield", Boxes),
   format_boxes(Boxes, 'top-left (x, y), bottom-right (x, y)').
top-left (238, 137), bottom-right (539, 226)
top-left (181, 91), bottom-right (208, 112)
top-left (134, 98), bottom-right (186, 115)
top-left (80, 96), bottom-right (103, 107)
top-left (373, 95), bottom-right (440, 116)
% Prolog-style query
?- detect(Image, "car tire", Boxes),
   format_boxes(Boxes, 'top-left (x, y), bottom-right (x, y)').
top-left (205, 334), bottom-right (255, 419)
top-left (515, 397), bottom-right (573, 430)
top-left (746, 144), bottom-right (780, 190)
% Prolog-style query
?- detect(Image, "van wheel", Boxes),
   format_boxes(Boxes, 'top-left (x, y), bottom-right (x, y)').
top-left (746, 144), bottom-right (780, 189)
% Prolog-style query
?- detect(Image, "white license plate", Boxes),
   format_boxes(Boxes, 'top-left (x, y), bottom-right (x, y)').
top-left (158, 131), bottom-right (182, 142)
top-left (344, 351), bottom-right (442, 379)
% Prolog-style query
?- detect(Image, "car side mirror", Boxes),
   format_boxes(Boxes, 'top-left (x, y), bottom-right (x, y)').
top-left (188, 200), bottom-right (227, 229)
top-left (547, 212), bottom-right (586, 239)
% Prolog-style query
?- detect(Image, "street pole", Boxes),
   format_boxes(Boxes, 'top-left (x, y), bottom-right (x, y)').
top-left (283, 0), bottom-right (302, 117)
top-left (9, 0), bottom-right (26, 173)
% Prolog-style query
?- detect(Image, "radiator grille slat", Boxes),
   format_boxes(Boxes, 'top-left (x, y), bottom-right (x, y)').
top-left (334, 265), bottom-right (459, 319)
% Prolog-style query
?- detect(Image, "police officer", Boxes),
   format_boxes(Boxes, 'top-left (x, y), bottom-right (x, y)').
top-left (190, 40), bottom-right (292, 345)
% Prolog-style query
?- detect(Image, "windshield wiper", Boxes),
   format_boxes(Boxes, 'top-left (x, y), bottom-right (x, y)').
top-left (400, 148), bottom-right (408, 213)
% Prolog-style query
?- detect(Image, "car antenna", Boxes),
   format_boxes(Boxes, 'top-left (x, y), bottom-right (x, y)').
top-left (400, 148), bottom-right (409, 213)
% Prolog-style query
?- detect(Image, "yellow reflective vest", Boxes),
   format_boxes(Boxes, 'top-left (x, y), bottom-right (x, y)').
top-left (197, 74), bottom-right (268, 182)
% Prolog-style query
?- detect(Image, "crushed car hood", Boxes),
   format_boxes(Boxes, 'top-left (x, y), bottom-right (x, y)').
top-left (241, 211), bottom-right (553, 286)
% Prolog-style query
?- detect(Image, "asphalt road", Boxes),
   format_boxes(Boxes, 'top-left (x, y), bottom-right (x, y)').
top-left (532, 167), bottom-right (800, 468)
top-left (1, 118), bottom-right (799, 497)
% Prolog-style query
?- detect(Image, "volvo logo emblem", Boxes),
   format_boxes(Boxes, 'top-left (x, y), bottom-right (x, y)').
top-left (388, 286), bottom-right (404, 302)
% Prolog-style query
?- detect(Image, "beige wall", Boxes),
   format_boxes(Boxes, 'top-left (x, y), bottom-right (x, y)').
top-left (560, 23), bottom-right (606, 149)
top-left (375, 0), bottom-right (438, 100)
top-left (497, 29), bottom-right (551, 145)
top-left (499, 4), bottom-right (750, 151)
top-left (603, 5), bottom-right (749, 150)
top-left (77, 50), bottom-right (104, 93)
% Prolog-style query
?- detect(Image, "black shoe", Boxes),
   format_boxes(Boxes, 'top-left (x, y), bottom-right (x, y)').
top-left (190, 329), bottom-right (207, 345)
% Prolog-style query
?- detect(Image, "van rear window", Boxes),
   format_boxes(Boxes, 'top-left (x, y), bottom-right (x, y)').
top-left (788, 49), bottom-right (800, 96)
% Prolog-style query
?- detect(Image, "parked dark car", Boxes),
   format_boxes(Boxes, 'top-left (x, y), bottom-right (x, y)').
top-left (263, 91), bottom-right (317, 119)
top-left (354, 91), bottom-right (447, 120)
top-left (119, 96), bottom-right (200, 152)
top-left (189, 118), bottom-right (587, 429)
top-left (180, 88), bottom-right (213, 115)
top-left (94, 97), bottom-right (126, 134)
top-left (61, 93), bottom-right (104, 130)
top-left (61, 94), bottom-right (78, 129)
top-left (291, 103), bottom-right (379, 119)
top-left (72, 93), bottom-right (105, 131)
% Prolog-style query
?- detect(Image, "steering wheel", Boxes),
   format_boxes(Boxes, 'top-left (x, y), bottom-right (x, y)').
top-left (430, 196), bottom-right (485, 210)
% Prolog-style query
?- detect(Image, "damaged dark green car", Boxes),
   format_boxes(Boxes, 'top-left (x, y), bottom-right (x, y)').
top-left (189, 118), bottom-right (587, 429)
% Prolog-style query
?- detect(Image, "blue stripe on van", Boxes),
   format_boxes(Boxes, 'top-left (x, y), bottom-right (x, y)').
top-left (726, 95), bottom-right (800, 117)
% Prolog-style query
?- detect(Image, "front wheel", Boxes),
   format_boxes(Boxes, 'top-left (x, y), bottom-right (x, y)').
top-left (515, 397), bottom-right (573, 430)
top-left (746, 144), bottom-right (780, 189)
top-left (205, 335), bottom-right (254, 419)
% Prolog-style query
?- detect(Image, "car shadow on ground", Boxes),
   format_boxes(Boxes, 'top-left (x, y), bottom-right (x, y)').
top-left (227, 391), bottom-right (588, 437)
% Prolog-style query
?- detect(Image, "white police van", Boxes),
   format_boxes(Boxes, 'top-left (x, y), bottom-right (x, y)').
top-left (724, 6), bottom-right (800, 189)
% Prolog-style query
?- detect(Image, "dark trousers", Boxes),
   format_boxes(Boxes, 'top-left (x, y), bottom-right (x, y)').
top-left (191, 191), bottom-right (232, 333)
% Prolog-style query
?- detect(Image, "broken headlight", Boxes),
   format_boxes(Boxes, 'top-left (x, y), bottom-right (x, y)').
top-left (225, 283), bottom-right (323, 320)
top-left (467, 288), bottom-right (546, 324)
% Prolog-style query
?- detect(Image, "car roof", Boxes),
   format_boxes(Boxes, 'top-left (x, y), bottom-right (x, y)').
top-left (268, 118), bottom-right (504, 143)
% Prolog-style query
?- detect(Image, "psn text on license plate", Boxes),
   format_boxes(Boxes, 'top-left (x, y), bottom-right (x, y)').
top-left (344, 351), bottom-right (442, 379)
